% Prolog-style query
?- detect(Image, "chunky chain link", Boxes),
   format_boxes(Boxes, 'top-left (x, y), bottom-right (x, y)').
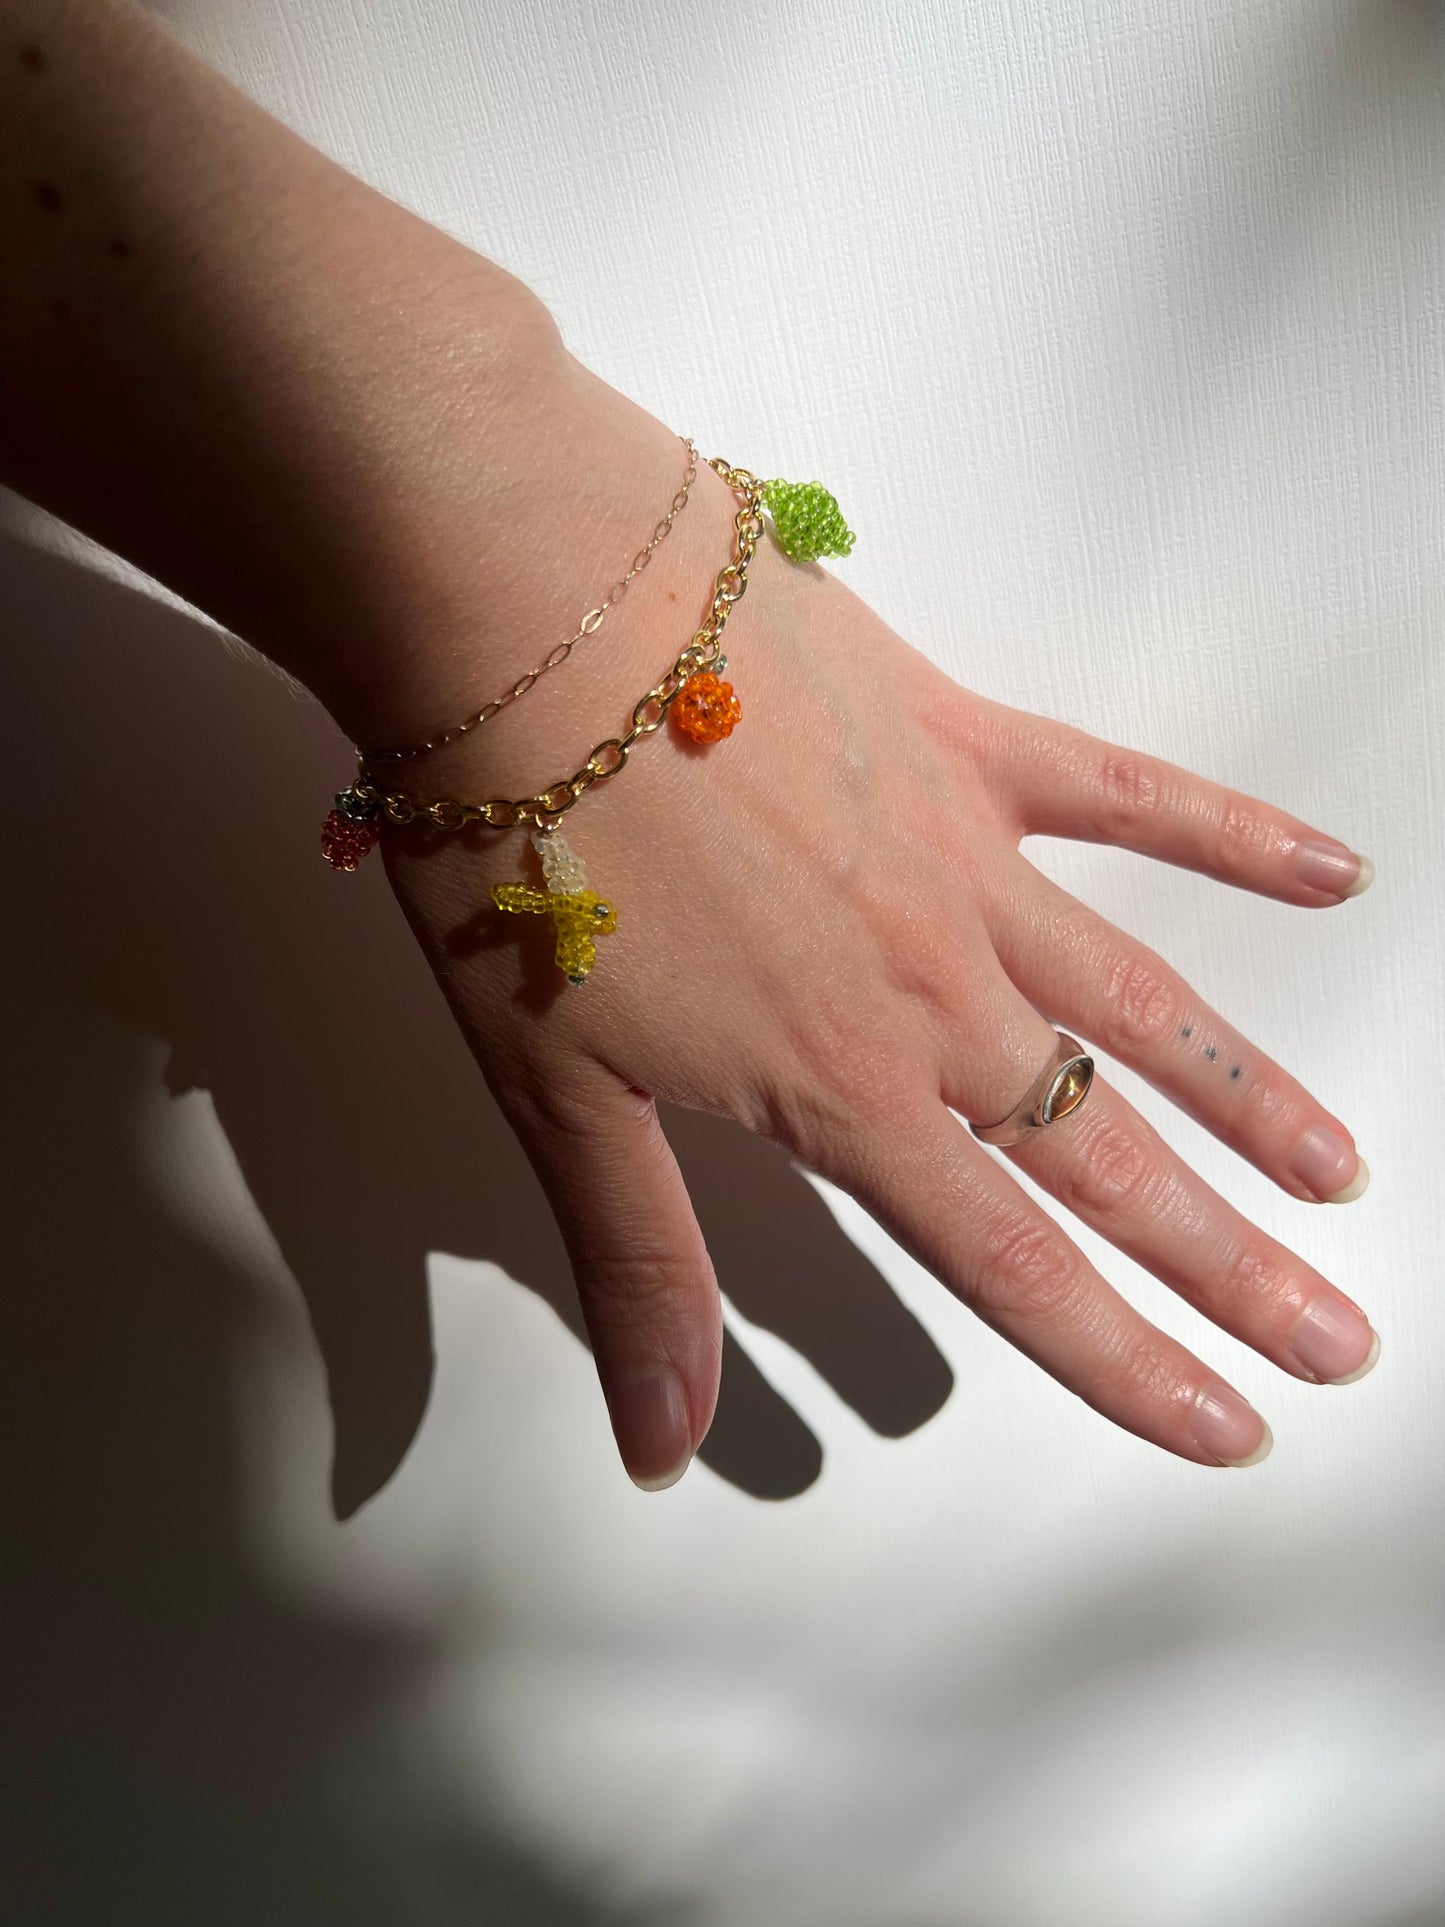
top-left (347, 459), bottom-right (765, 833)
top-left (361, 436), bottom-right (701, 763)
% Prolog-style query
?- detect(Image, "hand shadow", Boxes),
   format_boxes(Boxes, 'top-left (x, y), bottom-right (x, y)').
top-left (0, 999), bottom-right (649, 1927)
top-left (0, 519), bottom-right (954, 1518)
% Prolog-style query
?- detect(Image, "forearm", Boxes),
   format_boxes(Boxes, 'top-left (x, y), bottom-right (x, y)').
top-left (0, 0), bottom-right (688, 753)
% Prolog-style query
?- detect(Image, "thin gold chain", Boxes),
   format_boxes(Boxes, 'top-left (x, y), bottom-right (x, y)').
top-left (362, 435), bottom-right (700, 763)
top-left (347, 459), bottom-right (763, 832)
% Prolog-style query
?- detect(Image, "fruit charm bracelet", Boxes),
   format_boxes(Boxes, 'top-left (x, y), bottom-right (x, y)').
top-left (319, 449), bottom-right (854, 985)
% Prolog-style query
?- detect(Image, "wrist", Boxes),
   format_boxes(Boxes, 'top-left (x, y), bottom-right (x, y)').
top-left (296, 345), bottom-right (742, 784)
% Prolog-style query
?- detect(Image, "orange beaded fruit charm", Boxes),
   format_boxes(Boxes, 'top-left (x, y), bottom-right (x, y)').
top-left (672, 670), bottom-right (741, 745)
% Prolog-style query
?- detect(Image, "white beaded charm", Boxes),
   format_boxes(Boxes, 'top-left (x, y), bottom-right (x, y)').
top-left (532, 826), bottom-right (589, 895)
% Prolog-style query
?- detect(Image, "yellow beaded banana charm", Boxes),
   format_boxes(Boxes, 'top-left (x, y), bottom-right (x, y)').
top-left (490, 828), bottom-right (617, 985)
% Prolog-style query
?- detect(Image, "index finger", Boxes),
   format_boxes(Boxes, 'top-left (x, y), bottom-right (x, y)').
top-left (985, 706), bottom-right (1374, 905)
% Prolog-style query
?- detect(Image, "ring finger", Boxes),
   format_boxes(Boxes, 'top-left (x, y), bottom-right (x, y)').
top-left (986, 859), bottom-right (1370, 1206)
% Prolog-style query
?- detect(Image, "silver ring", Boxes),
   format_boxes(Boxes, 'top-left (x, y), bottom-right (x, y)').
top-left (968, 1031), bottom-right (1094, 1146)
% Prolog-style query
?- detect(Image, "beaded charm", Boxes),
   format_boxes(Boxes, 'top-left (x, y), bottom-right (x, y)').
top-left (762, 479), bottom-right (854, 562)
top-left (672, 669), bottom-right (741, 744)
top-left (490, 827), bottom-right (617, 985)
top-left (321, 788), bottom-right (383, 871)
top-left (319, 451), bottom-right (854, 992)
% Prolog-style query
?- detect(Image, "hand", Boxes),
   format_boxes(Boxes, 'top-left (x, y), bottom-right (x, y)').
top-left (374, 367), bottom-right (1378, 1492)
top-left (0, 0), bottom-right (1374, 1488)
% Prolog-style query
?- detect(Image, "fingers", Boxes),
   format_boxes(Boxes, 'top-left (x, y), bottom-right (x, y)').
top-left (494, 1063), bottom-right (722, 1492)
top-left (987, 861), bottom-right (1369, 1204)
top-left (984, 1066), bottom-right (1379, 1387)
top-left (824, 1088), bottom-right (1275, 1468)
top-left (987, 709), bottom-right (1373, 905)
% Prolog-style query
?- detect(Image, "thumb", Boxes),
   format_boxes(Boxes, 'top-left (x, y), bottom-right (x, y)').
top-left (497, 1067), bottom-right (723, 1492)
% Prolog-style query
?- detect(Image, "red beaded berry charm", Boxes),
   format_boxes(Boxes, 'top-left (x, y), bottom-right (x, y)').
top-left (321, 809), bottom-right (381, 871)
top-left (672, 670), bottom-right (741, 745)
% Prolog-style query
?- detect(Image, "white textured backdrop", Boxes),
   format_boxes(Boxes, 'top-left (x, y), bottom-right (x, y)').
top-left (4, 2), bottom-right (1443, 1922)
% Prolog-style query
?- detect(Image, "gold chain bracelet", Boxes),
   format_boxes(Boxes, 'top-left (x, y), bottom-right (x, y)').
top-left (320, 452), bottom-right (854, 985)
top-left (362, 436), bottom-right (700, 764)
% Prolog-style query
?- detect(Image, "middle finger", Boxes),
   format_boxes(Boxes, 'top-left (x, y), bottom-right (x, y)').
top-left (973, 1066), bottom-right (1380, 1387)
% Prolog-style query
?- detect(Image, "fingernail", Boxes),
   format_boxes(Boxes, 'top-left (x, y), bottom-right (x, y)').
top-left (1290, 1125), bottom-right (1368, 1202)
top-left (607, 1366), bottom-right (693, 1492)
top-left (1192, 1383), bottom-right (1273, 1466)
top-left (1290, 1297), bottom-right (1381, 1383)
top-left (1295, 840), bottom-right (1373, 898)
top-left (1330, 1327), bottom-right (1382, 1385)
top-left (1290, 1296), bottom-right (1377, 1382)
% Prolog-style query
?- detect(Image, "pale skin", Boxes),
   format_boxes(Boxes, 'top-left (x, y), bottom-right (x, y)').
top-left (1, 0), bottom-right (1378, 1491)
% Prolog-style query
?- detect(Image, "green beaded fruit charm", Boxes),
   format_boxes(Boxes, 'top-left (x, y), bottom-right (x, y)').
top-left (762, 478), bottom-right (855, 562)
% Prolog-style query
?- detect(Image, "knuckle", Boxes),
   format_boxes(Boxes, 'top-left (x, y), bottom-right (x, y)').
top-left (1214, 797), bottom-right (1273, 872)
top-left (1096, 949), bottom-right (1181, 1053)
top-left (1053, 1120), bottom-right (1158, 1220)
top-left (1090, 748), bottom-right (1163, 835)
top-left (975, 1211), bottom-right (1088, 1325)
top-left (1215, 1236), bottom-right (1296, 1325)
top-left (572, 1247), bottom-right (688, 1335)
top-left (763, 1069), bottom-right (915, 1178)
top-left (1083, 1326), bottom-right (1179, 1411)
top-left (492, 1053), bottom-right (601, 1140)
top-left (771, 996), bottom-right (930, 1156)
top-left (843, 1071), bottom-right (919, 1131)
top-left (1232, 1066), bottom-right (1297, 1137)
top-left (914, 669), bottom-right (997, 762)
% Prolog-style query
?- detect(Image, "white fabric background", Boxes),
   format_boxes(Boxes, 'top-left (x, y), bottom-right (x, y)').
top-left (4, 2), bottom-right (1443, 1922)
